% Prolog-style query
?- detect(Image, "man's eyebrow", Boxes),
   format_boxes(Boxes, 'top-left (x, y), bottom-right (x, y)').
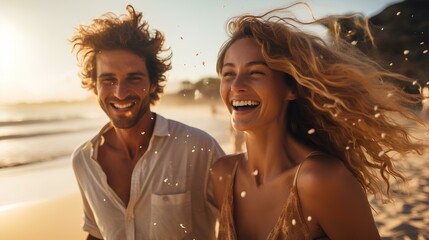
top-left (97, 71), bottom-right (147, 78)
top-left (128, 71), bottom-right (147, 77)
top-left (98, 73), bottom-right (115, 78)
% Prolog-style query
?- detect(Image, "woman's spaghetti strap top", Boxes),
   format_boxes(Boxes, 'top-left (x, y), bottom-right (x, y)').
top-left (218, 151), bottom-right (324, 240)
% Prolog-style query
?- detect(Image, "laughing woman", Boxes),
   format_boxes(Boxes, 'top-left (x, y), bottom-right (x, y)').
top-left (210, 4), bottom-right (428, 240)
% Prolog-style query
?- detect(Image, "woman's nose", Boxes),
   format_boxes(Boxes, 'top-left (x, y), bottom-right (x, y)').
top-left (231, 74), bottom-right (247, 92)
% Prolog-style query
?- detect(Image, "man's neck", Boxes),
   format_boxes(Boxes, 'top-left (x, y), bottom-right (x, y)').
top-left (112, 111), bottom-right (156, 161)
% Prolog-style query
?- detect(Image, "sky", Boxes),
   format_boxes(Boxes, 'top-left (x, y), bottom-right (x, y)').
top-left (0, 0), bottom-right (401, 104)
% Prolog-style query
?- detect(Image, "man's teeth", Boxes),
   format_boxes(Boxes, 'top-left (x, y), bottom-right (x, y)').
top-left (113, 102), bottom-right (134, 109)
top-left (232, 100), bottom-right (260, 107)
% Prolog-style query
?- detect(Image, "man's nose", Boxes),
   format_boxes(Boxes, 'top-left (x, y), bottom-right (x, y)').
top-left (114, 82), bottom-right (130, 100)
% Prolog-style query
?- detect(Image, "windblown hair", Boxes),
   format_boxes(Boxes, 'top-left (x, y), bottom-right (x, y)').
top-left (216, 3), bottom-right (428, 239)
top-left (71, 5), bottom-right (171, 104)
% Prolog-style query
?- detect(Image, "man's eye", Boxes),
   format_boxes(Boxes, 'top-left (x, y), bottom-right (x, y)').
top-left (101, 79), bottom-right (115, 85)
top-left (250, 71), bottom-right (264, 75)
top-left (129, 77), bottom-right (142, 82)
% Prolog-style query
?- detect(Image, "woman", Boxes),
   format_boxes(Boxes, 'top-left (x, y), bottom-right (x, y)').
top-left (211, 5), bottom-right (428, 240)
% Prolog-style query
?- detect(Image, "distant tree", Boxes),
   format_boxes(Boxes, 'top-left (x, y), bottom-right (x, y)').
top-left (179, 80), bottom-right (195, 99)
top-left (177, 77), bottom-right (221, 100)
top-left (193, 77), bottom-right (220, 99)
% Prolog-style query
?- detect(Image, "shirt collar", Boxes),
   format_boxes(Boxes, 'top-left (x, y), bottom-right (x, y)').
top-left (152, 113), bottom-right (170, 137)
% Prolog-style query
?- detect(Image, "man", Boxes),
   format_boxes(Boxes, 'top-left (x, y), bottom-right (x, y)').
top-left (71, 5), bottom-right (224, 240)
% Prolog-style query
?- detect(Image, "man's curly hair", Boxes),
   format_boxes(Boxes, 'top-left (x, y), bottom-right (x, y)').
top-left (71, 5), bottom-right (171, 104)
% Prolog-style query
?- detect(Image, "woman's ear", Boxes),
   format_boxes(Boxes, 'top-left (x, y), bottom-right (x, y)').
top-left (283, 73), bottom-right (297, 100)
top-left (285, 90), bottom-right (297, 100)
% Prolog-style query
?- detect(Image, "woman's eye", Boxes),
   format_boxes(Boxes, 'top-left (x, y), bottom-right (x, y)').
top-left (222, 72), bottom-right (235, 78)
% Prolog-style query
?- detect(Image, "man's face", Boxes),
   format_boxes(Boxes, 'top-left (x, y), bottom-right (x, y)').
top-left (95, 49), bottom-right (154, 129)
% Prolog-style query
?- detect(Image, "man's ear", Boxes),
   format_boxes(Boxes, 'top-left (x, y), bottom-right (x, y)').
top-left (93, 81), bottom-right (98, 95)
top-left (149, 84), bottom-right (157, 93)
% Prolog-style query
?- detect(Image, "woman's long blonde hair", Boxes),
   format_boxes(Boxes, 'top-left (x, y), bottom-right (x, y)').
top-left (216, 3), bottom-right (428, 239)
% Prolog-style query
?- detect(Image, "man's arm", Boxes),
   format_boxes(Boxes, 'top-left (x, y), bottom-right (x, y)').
top-left (87, 234), bottom-right (103, 240)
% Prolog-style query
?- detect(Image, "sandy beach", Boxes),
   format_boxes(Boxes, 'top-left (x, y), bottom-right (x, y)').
top-left (0, 102), bottom-right (428, 240)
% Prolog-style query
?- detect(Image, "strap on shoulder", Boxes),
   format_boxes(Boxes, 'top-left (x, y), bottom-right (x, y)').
top-left (292, 151), bottom-right (323, 187)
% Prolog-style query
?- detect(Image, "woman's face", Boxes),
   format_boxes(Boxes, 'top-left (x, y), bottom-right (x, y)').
top-left (219, 37), bottom-right (296, 132)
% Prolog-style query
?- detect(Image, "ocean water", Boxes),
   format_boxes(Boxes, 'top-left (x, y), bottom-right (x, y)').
top-left (0, 103), bottom-right (106, 168)
top-left (0, 101), bottom-right (231, 168)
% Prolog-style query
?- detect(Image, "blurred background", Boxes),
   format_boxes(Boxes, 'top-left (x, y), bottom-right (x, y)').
top-left (0, 0), bottom-right (428, 239)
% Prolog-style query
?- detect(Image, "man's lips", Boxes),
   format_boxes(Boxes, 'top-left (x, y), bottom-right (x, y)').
top-left (110, 101), bottom-right (136, 110)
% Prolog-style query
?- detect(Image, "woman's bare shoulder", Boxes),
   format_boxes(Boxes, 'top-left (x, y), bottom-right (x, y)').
top-left (299, 153), bottom-right (353, 188)
top-left (297, 155), bottom-right (380, 239)
top-left (210, 153), bottom-right (244, 208)
top-left (296, 153), bottom-right (364, 203)
top-left (211, 153), bottom-right (243, 177)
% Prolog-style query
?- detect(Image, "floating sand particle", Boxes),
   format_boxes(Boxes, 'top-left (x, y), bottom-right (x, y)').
top-left (307, 216), bottom-right (312, 222)
top-left (374, 105), bottom-right (379, 111)
top-left (375, 113), bottom-right (381, 118)
top-left (381, 133), bottom-right (386, 139)
top-left (141, 132), bottom-right (145, 135)
top-left (240, 191), bottom-right (246, 198)
top-left (292, 219), bottom-right (296, 226)
top-left (403, 50), bottom-right (410, 55)
top-left (307, 128), bottom-right (316, 134)
top-left (100, 136), bottom-right (105, 146)
top-left (252, 170), bottom-right (259, 176)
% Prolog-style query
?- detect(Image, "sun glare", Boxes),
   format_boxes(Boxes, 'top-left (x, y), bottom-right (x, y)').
top-left (0, 20), bottom-right (18, 70)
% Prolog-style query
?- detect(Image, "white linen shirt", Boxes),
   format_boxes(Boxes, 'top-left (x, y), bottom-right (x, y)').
top-left (72, 113), bottom-right (225, 240)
